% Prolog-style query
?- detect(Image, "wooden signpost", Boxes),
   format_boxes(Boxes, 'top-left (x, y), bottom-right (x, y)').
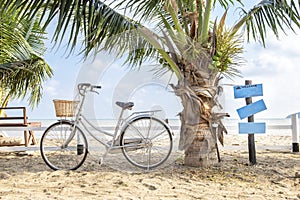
top-left (234, 80), bottom-right (267, 165)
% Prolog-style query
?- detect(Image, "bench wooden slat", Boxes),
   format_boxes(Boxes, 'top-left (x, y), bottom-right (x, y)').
top-left (0, 123), bottom-right (28, 127)
top-left (0, 117), bottom-right (27, 120)
top-left (27, 122), bottom-right (41, 127)
top-left (0, 107), bottom-right (26, 110)
top-left (0, 106), bottom-right (40, 147)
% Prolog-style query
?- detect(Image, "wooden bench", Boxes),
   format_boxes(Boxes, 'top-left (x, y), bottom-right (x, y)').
top-left (0, 107), bottom-right (41, 147)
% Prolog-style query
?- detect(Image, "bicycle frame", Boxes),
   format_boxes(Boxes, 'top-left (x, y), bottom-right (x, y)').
top-left (63, 83), bottom-right (166, 151)
top-left (72, 110), bottom-right (162, 150)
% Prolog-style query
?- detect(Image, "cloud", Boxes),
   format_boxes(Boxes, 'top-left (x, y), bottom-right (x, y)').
top-left (44, 79), bottom-right (60, 96)
top-left (241, 31), bottom-right (300, 78)
top-left (223, 31), bottom-right (300, 118)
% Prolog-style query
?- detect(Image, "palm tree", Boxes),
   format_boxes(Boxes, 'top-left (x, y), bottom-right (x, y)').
top-left (4, 0), bottom-right (299, 167)
top-left (0, 3), bottom-right (53, 110)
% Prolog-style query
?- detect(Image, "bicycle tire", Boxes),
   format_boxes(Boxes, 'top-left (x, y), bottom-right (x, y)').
top-left (120, 116), bottom-right (173, 169)
top-left (40, 121), bottom-right (88, 170)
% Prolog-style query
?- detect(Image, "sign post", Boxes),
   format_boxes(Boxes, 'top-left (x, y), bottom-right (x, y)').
top-left (234, 80), bottom-right (267, 165)
top-left (245, 80), bottom-right (256, 165)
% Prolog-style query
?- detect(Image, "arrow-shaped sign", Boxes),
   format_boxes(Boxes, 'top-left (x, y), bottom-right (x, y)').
top-left (239, 122), bottom-right (266, 134)
top-left (237, 99), bottom-right (267, 120)
top-left (234, 84), bottom-right (263, 99)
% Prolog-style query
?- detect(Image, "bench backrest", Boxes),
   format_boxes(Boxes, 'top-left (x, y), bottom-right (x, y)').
top-left (0, 107), bottom-right (27, 127)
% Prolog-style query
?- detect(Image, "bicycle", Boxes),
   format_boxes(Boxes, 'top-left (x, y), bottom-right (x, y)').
top-left (40, 83), bottom-right (173, 170)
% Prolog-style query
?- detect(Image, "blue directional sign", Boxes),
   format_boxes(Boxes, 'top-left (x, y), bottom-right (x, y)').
top-left (239, 122), bottom-right (266, 134)
top-left (234, 84), bottom-right (263, 99)
top-left (237, 99), bottom-right (267, 120)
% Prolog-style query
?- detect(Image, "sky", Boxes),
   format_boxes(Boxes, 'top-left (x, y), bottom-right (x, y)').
top-left (9, 2), bottom-right (300, 120)
top-left (223, 30), bottom-right (300, 119)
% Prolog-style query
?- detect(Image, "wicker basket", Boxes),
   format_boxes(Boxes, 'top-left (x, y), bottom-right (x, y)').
top-left (53, 100), bottom-right (79, 117)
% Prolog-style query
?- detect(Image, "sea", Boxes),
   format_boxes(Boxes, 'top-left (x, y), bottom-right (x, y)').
top-left (0, 117), bottom-right (297, 153)
top-left (1, 117), bottom-right (295, 138)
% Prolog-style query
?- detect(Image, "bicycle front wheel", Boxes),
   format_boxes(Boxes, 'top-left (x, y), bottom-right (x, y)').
top-left (40, 121), bottom-right (88, 170)
top-left (120, 116), bottom-right (173, 169)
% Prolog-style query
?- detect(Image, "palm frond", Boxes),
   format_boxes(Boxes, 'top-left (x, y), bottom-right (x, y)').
top-left (213, 16), bottom-right (244, 78)
top-left (0, 4), bottom-right (52, 107)
top-left (138, 27), bottom-right (181, 78)
top-left (119, 0), bottom-right (164, 23)
top-left (0, 57), bottom-right (52, 106)
top-left (3, 0), bottom-right (141, 58)
top-left (214, 0), bottom-right (243, 9)
top-left (233, 0), bottom-right (300, 46)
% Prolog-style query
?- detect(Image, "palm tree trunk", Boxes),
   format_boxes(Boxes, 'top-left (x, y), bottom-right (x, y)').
top-left (178, 96), bottom-right (218, 167)
top-left (183, 121), bottom-right (218, 167)
top-left (170, 45), bottom-right (221, 167)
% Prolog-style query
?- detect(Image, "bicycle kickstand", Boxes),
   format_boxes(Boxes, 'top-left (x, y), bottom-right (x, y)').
top-left (98, 148), bottom-right (110, 166)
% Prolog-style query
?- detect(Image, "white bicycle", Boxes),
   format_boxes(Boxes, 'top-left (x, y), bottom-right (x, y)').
top-left (40, 83), bottom-right (173, 170)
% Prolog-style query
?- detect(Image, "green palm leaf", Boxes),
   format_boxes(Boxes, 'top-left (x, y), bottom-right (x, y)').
top-left (0, 4), bottom-right (52, 107)
top-left (233, 0), bottom-right (300, 45)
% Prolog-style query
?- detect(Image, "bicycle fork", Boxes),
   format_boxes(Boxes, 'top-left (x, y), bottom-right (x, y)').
top-left (61, 122), bottom-right (84, 155)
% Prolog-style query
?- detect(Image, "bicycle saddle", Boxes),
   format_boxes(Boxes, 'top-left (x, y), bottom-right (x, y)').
top-left (116, 101), bottom-right (134, 110)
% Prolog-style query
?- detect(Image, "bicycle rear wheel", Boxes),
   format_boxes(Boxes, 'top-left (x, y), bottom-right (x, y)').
top-left (120, 116), bottom-right (173, 169)
top-left (40, 121), bottom-right (88, 170)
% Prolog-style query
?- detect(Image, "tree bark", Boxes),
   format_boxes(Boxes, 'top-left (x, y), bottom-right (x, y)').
top-left (183, 122), bottom-right (218, 167)
top-left (173, 83), bottom-right (219, 167)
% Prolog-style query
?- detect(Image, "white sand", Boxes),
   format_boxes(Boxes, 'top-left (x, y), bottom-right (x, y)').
top-left (0, 134), bottom-right (299, 199)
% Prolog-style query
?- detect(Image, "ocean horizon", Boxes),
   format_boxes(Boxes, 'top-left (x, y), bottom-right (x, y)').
top-left (0, 118), bottom-right (296, 139)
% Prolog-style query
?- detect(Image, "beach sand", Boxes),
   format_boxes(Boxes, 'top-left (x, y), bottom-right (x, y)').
top-left (0, 134), bottom-right (300, 199)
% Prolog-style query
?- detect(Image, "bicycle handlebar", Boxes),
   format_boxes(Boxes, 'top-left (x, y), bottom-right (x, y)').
top-left (78, 83), bottom-right (101, 96)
